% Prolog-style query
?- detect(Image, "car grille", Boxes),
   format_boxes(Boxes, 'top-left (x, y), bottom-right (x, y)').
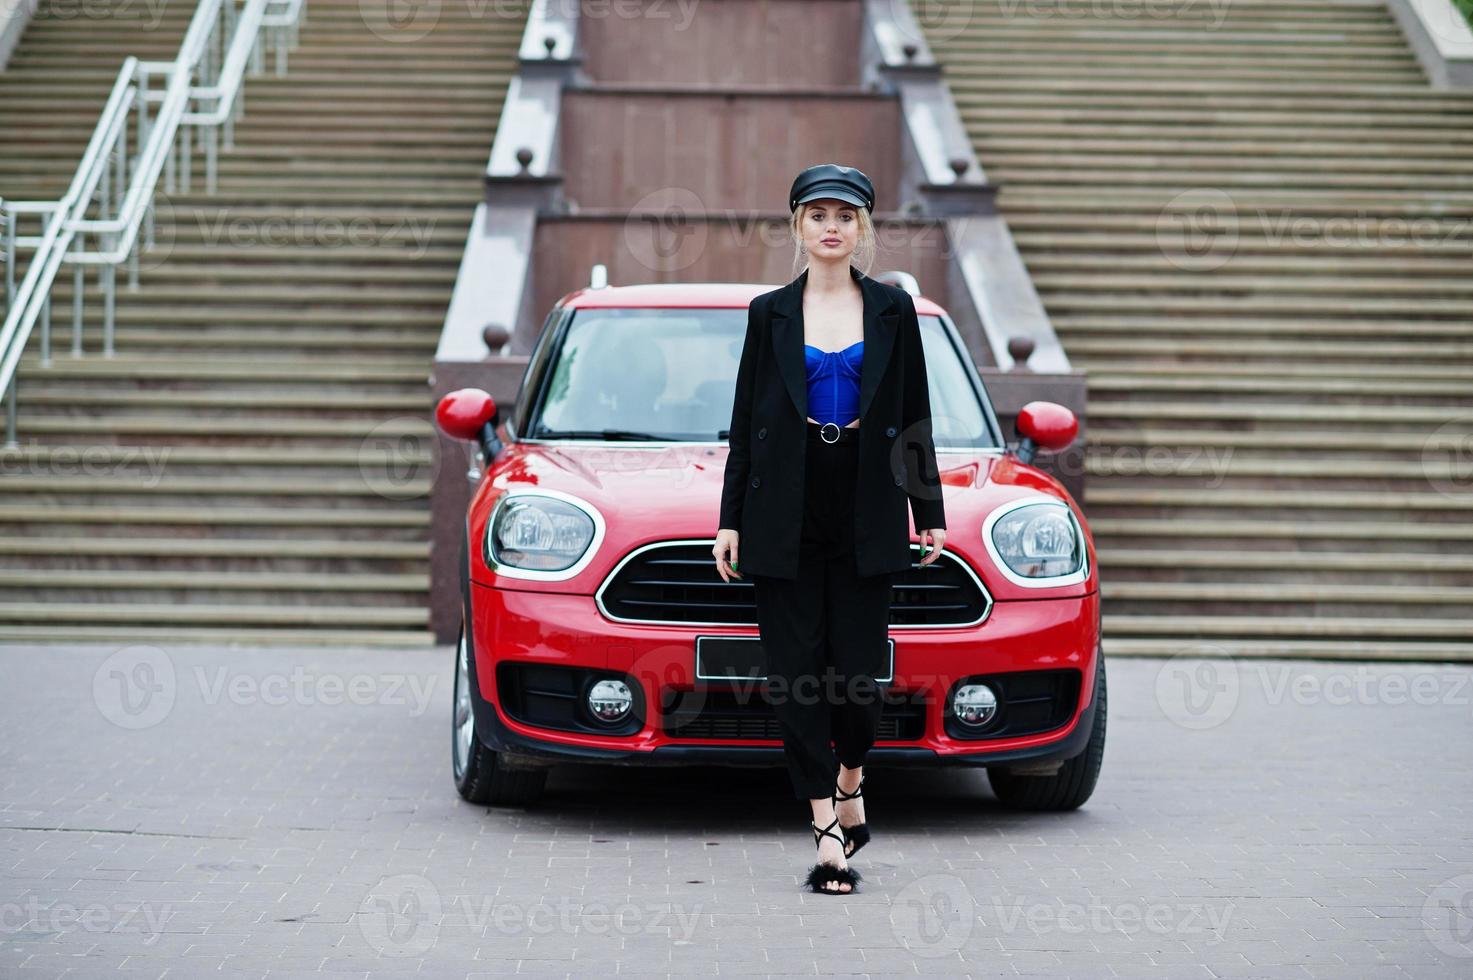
top-left (661, 687), bottom-right (928, 741)
top-left (597, 540), bottom-right (991, 627)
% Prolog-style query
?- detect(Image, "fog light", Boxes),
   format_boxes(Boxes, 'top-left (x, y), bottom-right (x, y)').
top-left (587, 679), bottom-right (633, 723)
top-left (952, 683), bottom-right (998, 727)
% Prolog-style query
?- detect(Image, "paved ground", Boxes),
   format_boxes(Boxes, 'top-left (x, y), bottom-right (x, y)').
top-left (1, 644), bottom-right (1470, 979)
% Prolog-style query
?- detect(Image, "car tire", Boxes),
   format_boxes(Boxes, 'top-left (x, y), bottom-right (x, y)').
top-left (987, 648), bottom-right (1106, 811)
top-left (453, 623), bottom-right (548, 807)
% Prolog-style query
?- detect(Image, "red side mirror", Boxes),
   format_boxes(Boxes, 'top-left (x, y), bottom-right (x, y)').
top-left (435, 388), bottom-right (497, 442)
top-left (1016, 401), bottom-right (1078, 452)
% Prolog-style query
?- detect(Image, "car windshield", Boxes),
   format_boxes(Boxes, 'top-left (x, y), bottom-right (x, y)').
top-left (529, 307), bottom-right (1000, 448)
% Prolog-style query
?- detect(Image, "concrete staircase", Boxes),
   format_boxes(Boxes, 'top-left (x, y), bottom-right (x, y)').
top-left (929, 0), bottom-right (1473, 660)
top-left (0, 0), bottom-right (525, 644)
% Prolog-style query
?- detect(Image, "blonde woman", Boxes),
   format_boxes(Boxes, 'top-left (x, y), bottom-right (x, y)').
top-left (714, 164), bottom-right (947, 895)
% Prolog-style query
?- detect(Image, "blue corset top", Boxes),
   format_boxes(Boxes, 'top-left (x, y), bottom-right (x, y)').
top-left (803, 340), bottom-right (863, 426)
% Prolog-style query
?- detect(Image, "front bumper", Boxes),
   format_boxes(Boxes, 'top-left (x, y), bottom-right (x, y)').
top-left (462, 577), bottom-right (1102, 771)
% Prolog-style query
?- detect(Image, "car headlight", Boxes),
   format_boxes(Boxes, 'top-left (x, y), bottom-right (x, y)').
top-left (485, 491), bottom-right (600, 575)
top-left (983, 499), bottom-right (1087, 586)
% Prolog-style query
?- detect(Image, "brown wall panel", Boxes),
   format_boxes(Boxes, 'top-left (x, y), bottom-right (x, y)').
top-left (561, 91), bottom-right (901, 211)
top-left (581, 0), bottom-right (862, 88)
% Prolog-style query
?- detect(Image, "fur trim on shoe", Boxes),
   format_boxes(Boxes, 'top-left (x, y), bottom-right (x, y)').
top-left (804, 861), bottom-right (863, 894)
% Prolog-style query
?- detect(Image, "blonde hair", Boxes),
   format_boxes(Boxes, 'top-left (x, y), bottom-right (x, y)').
top-left (789, 201), bottom-right (877, 278)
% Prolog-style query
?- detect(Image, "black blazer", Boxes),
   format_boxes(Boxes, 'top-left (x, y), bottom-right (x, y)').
top-left (718, 264), bottom-right (946, 580)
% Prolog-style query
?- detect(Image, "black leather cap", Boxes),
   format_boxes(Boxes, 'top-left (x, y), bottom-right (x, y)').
top-left (789, 163), bottom-right (875, 213)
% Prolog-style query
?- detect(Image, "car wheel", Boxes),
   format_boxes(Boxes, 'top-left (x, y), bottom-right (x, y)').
top-left (453, 624), bottom-right (548, 807)
top-left (987, 648), bottom-right (1106, 811)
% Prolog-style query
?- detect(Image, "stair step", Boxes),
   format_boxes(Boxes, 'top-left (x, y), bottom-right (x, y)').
top-left (1102, 638), bottom-right (1473, 663)
top-left (14, 414), bottom-right (424, 437)
top-left (1103, 615), bottom-right (1473, 639)
top-left (1103, 582), bottom-right (1473, 605)
top-left (1064, 339), bottom-right (1473, 361)
top-left (0, 569), bottom-right (426, 591)
top-left (1098, 549), bottom-right (1473, 572)
top-left (1083, 457), bottom-right (1463, 481)
top-left (2, 445), bottom-right (432, 467)
top-left (1088, 402), bottom-right (1469, 425)
top-left (0, 476), bottom-right (433, 497)
top-left (0, 506), bottom-right (429, 527)
top-left (0, 625), bottom-right (436, 646)
top-left (33, 329), bottom-right (439, 353)
top-left (17, 357), bottom-right (427, 383)
top-left (1087, 429), bottom-right (1463, 451)
top-left (0, 601), bottom-right (426, 626)
top-left (1085, 488), bottom-right (1473, 511)
top-left (17, 390), bottom-right (425, 411)
top-left (0, 537), bottom-right (426, 558)
top-left (1091, 520), bottom-right (1473, 542)
top-left (1087, 375), bottom-right (1472, 398)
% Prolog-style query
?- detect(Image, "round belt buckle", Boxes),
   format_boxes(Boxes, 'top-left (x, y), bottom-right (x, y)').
top-left (819, 422), bottom-right (841, 444)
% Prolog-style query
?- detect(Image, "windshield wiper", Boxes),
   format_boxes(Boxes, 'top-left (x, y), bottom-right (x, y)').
top-left (534, 428), bottom-right (667, 441)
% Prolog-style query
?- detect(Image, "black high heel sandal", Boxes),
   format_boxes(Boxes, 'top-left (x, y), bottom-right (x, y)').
top-left (805, 815), bottom-right (862, 895)
top-left (833, 774), bottom-right (870, 858)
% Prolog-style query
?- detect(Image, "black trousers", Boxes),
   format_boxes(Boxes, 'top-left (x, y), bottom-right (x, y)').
top-left (750, 420), bottom-right (896, 801)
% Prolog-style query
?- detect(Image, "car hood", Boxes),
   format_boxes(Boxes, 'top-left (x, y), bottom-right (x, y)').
top-left (472, 441), bottom-right (1095, 599)
top-left (486, 440), bottom-right (1081, 532)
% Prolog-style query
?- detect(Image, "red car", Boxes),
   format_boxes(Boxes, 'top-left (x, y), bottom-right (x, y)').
top-left (437, 272), bottom-right (1104, 809)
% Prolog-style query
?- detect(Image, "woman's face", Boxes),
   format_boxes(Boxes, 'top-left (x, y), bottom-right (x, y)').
top-left (800, 198), bottom-right (859, 259)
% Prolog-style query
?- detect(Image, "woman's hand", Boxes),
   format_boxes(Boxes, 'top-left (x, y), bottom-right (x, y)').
top-left (713, 528), bottom-right (743, 581)
top-left (917, 528), bottom-right (945, 566)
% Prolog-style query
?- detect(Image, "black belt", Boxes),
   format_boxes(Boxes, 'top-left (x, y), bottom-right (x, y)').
top-left (806, 419), bottom-right (860, 444)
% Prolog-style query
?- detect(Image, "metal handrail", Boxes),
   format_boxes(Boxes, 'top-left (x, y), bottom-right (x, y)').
top-left (0, 0), bottom-right (306, 448)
